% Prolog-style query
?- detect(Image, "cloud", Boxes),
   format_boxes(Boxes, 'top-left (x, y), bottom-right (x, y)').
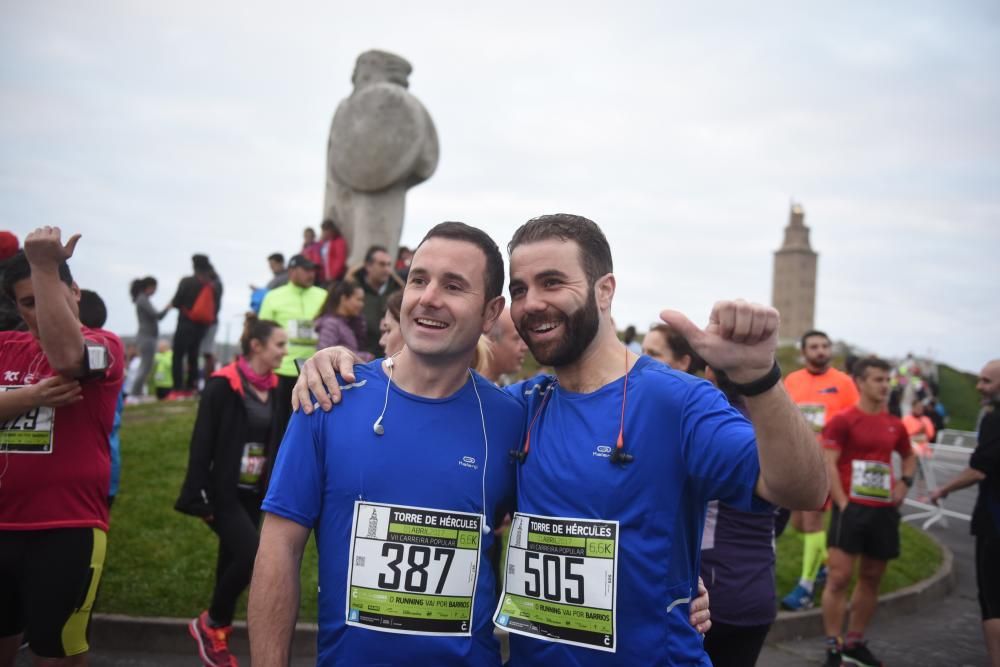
top-left (1, 1), bottom-right (997, 372)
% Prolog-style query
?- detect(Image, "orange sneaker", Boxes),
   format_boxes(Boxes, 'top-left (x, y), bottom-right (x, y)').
top-left (188, 610), bottom-right (238, 667)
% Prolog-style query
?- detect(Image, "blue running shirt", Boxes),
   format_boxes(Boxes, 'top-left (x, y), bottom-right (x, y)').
top-left (502, 355), bottom-right (768, 666)
top-left (263, 360), bottom-right (523, 666)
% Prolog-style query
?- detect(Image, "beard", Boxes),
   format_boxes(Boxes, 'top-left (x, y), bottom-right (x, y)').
top-left (517, 290), bottom-right (600, 368)
top-left (805, 355), bottom-right (831, 372)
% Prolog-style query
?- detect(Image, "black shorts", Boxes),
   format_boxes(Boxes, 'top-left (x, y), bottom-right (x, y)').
top-left (827, 502), bottom-right (900, 560)
top-left (0, 527), bottom-right (107, 657)
top-left (976, 534), bottom-right (1000, 620)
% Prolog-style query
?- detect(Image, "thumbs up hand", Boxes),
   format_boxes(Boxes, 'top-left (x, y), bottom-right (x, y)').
top-left (660, 299), bottom-right (779, 384)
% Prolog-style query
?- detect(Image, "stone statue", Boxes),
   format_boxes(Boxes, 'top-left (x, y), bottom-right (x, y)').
top-left (323, 50), bottom-right (439, 266)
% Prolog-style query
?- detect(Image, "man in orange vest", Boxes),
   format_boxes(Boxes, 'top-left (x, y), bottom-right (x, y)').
top-left (902, 400), bottom-right (936, 455)
top-left (780, 330), bottom-right (859, 611)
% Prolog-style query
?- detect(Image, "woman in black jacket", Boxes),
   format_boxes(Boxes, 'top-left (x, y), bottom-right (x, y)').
top-left (175, 315), bottom-right (287, 667)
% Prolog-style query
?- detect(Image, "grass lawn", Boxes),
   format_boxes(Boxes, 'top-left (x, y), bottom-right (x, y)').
top-left (100, 400), bottom-right (941, 620)
top-left (101, 400), bottom-right (319, 621)
top-left (775, 520), bottom-right (941, 596)
top-left (937, 363), bottom-right (981, 431)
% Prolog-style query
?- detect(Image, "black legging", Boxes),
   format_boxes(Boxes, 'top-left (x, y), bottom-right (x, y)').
top-left (703, 621), bottom-right (771, 667)
top-left (273, 375), bottom-right (297, 439)
top-left (208, 491), bottom-right (261, 626)
top-left (172, 318), bottom-right (206, 391)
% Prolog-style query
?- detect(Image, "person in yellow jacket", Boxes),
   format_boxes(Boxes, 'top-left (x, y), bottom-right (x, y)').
top-left (151, 342), bottom-right (174, 400)
top-left (257, 254), bottom-right (327, 434)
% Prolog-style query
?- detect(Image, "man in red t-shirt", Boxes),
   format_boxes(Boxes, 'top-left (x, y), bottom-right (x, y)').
top-left (0, 228), bottom-right (124, 665)
top-left (819, 357), bottom-right (916, 667)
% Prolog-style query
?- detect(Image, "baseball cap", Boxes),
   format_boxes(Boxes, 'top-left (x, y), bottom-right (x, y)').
top-left (287, 254), bottom-right (317, 270)
top-left (0, 231), bottom-right (19, 261)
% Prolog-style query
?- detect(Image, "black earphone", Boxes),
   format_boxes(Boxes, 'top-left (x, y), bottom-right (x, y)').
top-left (609, 447), bottom-right (634, 465)
top-left (511, 348), bottom-right (635, 466)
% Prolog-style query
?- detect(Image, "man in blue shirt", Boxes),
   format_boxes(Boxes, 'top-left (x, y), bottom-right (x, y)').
top-left (496, 214), bottom-right (823, 666)
top-left (295, 214), bottom-right (825, 665)
top-left (248, 223), bottom-right (521, 666)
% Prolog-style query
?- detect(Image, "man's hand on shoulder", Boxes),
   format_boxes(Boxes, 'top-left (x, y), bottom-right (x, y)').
top-left (292, 346), bottom-right (365, 414)
top-left (660, 299), bottom-right (778, 384)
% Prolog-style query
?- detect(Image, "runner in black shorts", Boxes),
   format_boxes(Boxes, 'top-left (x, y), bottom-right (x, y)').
top-left (0, 228), bottom-right (125, 665)
top-left (0, 528), bottom-right (107, 659)
top-left (819, 357), bottom-right (916, 667)
top-left (828, 502), bottom-right (900, 561)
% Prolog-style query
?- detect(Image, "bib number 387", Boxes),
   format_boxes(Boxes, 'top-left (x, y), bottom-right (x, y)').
top-left (346, 501), bottom-right (481, 636)
top-left (493, 512), bottom-right (619, 652)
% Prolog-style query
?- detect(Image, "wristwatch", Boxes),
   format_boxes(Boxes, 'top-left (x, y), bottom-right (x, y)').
top-left (900, 475), bottom-right (915, 488)
top-left (731, 361), bottom-right (782, 397)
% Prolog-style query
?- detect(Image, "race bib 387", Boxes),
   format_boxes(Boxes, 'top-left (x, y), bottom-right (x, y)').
top-left (346, 501), bottom-right (482, 636)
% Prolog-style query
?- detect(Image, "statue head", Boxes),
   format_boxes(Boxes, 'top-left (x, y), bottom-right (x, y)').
top-left (352, 50), bottom-right (412, 90)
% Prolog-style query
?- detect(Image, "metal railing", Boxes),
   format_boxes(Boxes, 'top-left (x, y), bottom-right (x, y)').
top-left (902, 429), bottom-right (976, 529)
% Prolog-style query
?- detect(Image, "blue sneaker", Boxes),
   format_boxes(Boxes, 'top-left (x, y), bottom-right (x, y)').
top-left (815, 564), bottom-right (828, 589)
top-left (780, 584), bottom-right (815, 611)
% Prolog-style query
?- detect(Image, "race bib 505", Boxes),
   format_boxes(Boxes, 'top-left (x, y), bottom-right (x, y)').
top-left (494, 512), bottom-right (619, 653)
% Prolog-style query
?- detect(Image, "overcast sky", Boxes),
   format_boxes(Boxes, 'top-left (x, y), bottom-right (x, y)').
top-left (2, 1), bottom-right (997, 373)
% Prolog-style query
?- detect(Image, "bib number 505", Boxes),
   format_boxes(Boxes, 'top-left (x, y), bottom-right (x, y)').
top-left (523, 552), bottom-right (585, 604)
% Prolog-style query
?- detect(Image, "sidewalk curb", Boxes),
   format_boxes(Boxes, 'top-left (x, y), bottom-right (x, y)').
top-left (766, 528), bottom-right (955, 642)
top-left (90, 531), bottom-right (955, 656)
top-left (90, 614), bottom-right (319, 657)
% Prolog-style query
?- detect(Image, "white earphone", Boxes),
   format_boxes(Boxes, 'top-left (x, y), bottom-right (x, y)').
top-left (370, 353), bottom-right (492, 534)
top-left (372, 354), bottom-right (398, 435)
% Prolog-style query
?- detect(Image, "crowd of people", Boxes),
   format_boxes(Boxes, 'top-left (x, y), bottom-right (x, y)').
top-left (0, 220), bottom-right (997, 667)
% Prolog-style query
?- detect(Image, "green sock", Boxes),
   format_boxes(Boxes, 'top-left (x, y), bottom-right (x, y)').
top-left (800, 530), bottom-right (827, 586)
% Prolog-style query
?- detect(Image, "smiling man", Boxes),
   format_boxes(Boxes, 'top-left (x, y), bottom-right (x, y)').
top-left (248, 223), bottom-right (523, 666)
top-left (496, 214), bottom-right (824, 666)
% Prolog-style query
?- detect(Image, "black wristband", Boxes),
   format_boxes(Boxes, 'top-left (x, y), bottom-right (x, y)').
top-left (901, 475), bottom-right (914, 488)
top-left (731, 361), bottom-right (781, 397)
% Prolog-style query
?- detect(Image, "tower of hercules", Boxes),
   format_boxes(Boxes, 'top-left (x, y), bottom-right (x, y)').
top-left (772, 203), bottom-right (817, 343)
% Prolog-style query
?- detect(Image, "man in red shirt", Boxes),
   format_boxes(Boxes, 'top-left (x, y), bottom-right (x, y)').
top-left (820, 357), bottom-right (916, 667)
top-left (0, 227), bottom-right (124, 665)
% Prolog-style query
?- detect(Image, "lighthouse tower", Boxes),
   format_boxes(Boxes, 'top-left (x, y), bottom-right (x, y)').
top-left (772, 203), bottom-right (818, 343)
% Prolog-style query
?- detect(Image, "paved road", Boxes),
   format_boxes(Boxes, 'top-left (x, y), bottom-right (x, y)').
top-left (760, 458), bottom-right (988, 666)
